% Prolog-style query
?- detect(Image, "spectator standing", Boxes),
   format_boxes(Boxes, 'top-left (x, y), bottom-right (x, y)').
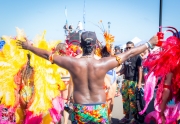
top-left (63, 24), bottom-right (69, 40)
top-left (119, 41), bottom-right (143, 123)
top-left (76, 21), bottom-right (83, 34)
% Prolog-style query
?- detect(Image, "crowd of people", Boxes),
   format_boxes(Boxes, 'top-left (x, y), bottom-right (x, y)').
top-left (63, 21), bottom-right (84, 40)
top-left (1, 25), bottom-right (180, 124)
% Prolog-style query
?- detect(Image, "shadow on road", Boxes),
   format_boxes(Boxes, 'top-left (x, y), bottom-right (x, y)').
top-left (111, 96), bottom-right (155, 124)
top-left (111, 117), bottom-right (119, 124)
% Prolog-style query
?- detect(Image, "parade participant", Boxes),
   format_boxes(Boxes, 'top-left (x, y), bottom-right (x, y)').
top-left (76, 21), bottom-right (83, 34)
top-left (14, 53), bottom-right (36, 124)
top-left (69, 25), bottom-right (74, 33)
top-left (63, 24), bottom-right (69, 40)
top-left (52, 42), bottom-right (82, 124)
top-left (101, 45), bottom-right (117, 123)
top-left (139, 27), bottom-right (180, 124)
top-left (0, 28), bottom-right (66, 124)
top-left (55, 43), bottom-right (71, 124)
top-left (17, 31), bottom-right (158, 123)
top-left (0, 32), bottom-right (30, 124)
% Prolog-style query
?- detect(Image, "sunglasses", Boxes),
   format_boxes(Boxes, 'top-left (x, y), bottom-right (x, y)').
top-left (126, 47), bottom-right (132, 50)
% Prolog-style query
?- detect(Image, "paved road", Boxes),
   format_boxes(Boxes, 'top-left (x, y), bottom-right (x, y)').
top-left (63, 94), bottom-right (155, 124)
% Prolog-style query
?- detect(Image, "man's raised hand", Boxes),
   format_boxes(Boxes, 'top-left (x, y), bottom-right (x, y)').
top-left (149, 35), bottom-right (158, 47)
top-left (16, 39), bottom-right (31, 50)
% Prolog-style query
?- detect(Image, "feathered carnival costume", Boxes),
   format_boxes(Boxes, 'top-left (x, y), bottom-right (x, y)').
top-left (50, 36), bottom-right (82, 86)
top-left (139, 27), bottom-right (180, 123)
top-left (0, 28), bottom-right (69, 124)
top-left (94, 20), bottom-right (115, 57)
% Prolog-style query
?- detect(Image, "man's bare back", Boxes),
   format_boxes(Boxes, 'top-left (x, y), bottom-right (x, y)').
top-left (70, 57), bottom-right (109, 104)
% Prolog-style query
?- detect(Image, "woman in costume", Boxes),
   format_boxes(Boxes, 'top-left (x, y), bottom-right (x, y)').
top-left (139, 27), bottom-right (180, 124)
top-left (0, 28), bottom-right (66, 124)
top-left (52, 40), bottom-right (82, 124)
top-left (93, 20), bottom-right (117, 123)
top-left (101, 45), bottom-right (117, 123)
top-left (14, 53), bottom-right (35, 124)
top-left (0, 29), bottom-right (30, 124)
top-left (55, 43), bottom-right (71, 124)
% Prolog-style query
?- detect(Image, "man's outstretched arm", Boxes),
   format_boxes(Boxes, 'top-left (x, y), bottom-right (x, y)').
top-left (16, 41), bottom-right (74, 71)
top-left (16, 40), bottom-right (51, 60)
top-left (101, 35), bottom-right (158, 71)
top-left (119, 35), bottom-right (158, 63)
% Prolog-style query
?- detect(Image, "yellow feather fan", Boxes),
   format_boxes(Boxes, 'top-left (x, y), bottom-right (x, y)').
top-left (0, 28), bottom-right (66, 123)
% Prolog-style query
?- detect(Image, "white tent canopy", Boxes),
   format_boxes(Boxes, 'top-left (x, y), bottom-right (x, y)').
top-left (119, 36), bottom-right (160, 51)
top-left (120, 37), bottom-right (143, 49)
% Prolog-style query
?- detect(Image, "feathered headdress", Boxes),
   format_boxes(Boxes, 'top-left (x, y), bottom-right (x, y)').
top-left (52, 40), bottom-right (82, 57)
top-left (140, 27), bottom-right (180, 118)
top-left (0, 40), bottom-right (5, 50)
top-left (0, 28), bottom-right (66, 123)
top-left (93, 20), bottom-right (115, 56)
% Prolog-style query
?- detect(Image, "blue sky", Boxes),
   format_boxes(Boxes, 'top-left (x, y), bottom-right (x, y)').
top-left (0, 0), bottom-right (180, 45)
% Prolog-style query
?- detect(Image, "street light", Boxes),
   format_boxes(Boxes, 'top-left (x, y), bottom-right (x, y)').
top-left (108, 22), bottom-right (111, 33)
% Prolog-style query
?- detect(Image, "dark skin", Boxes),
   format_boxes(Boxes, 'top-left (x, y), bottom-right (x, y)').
top-left (17, 35), bottom-right (158, 104)
top-left (160, 73), bottom-right (172, 124)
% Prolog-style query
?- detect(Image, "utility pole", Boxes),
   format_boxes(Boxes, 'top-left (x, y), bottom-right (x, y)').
top-left (159, 0), bottom-right (163, 32)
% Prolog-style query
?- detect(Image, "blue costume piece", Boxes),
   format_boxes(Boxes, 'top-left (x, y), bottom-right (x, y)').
top-left (106, 69), bottom-right (116, 84)
top-left (0, 40), bottom-right (5, 50)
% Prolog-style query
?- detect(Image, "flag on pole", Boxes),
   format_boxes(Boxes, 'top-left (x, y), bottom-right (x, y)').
top-left (65, 6), bottom-right (68, 24)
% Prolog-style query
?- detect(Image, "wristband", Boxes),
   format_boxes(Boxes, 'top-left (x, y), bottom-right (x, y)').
top-left (145, 43), bottom-right (149, 48)
top-left (146, 41), bottom-right (154, 49)
top-left (63, 98), bottom-right (70, 101)
top-left (49, 54), bottom-right (54, 64)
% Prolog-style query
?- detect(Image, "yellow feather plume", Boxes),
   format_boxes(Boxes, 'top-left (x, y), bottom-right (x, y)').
top-left (0, 28), bottom-right (66, 117)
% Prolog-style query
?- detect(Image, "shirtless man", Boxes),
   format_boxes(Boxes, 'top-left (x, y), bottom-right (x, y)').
top-left (17, 31), bottom-right (158, 123)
